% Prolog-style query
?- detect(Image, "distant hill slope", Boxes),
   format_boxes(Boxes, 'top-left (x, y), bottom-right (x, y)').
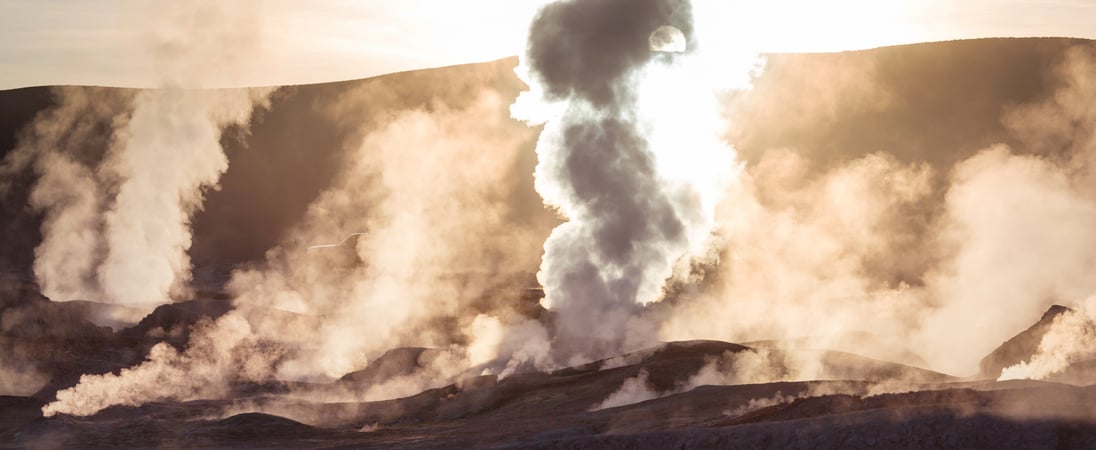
top-left (732, 38), bottom-right (1095, 168)
top-left (0, 58), bottom-right (535, 277)
top-left (1, 38), bottom-right (1093, 279)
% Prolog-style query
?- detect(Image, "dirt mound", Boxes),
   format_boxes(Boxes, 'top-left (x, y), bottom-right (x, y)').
top-left (120, 298), bottom-right (234, 346)
top-left (339, 347), bottom-right (443, 387)
top-left (183, 413), bottom-right (349, 445)
top-left (979, 305), bottom-right (1072, 378)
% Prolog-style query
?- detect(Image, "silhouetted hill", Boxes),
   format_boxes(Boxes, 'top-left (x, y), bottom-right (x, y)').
top-left (339, 347), bottom-right (442, 387)
top-left (120, 298), bottom-right (234, 347)
top-left (732, 38), bottom-right (1095, 169)
top-left (0, 58), bottom-right (537, 278)
top-left (3, 38), bottom-right (1095, 281)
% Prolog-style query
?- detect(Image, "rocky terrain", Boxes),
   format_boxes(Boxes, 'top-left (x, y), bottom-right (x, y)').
top-left (3, 275), bottom-right (1095, 448)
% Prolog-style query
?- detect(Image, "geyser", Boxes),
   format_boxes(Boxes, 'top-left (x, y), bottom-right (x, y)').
top-left (513, 0), bottom-right (742, 362)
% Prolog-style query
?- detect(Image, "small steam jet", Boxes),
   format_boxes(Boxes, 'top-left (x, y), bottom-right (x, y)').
top-left (306, 233), bottom-right (366, 267)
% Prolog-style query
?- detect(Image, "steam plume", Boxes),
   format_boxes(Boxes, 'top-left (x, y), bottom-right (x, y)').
top-left (42, 312), bottom-right (278, 417)
top-left (231, 90), bottom-right (545, 380)
top-left (998, 302), bottom-right (1096, 381)
top-left (0, 88), bottom-right (132, 302)
top-left (661, 43), bottom-right (1096, 376)
top-left (513, 0), bottom-right (742, 361)
top-left (43, 86), bottom-right (547, 415)
top-left (97, 88), bottom-right (270, 307)
top-left (5, 1), bottom-right (273, 308)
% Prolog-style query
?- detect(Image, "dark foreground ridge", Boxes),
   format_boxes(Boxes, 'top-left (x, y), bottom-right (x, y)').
top-left (4, 278), bottom-right (1096, 449)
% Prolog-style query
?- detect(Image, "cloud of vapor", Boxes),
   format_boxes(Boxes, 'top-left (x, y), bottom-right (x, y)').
top-left (96, 87), bottom-right (271, 307)
top-left (230, 89), bottom-right (547, 382)
top-left (725, 52), bottom-right (894, 164)
top-left (590, 346), bottom-right (908, 412)
top-left (908, 44), bottom-right (1096, 375)
top-left (660, 43), bottom-right (1096, 377)
top-left (47, 83), bottom-right (552, 416)
top-left (3, 1), bottom-right (274, 308)
top-left (988, 45), bottom-right (1096, 381)
top-left (988, 44), bottom-right (1096, 380)
top-left (590, 348), bottom-right (815, 411)
top-left (513, 0), bottom-right (747, 362)
top-left (998, 302), bottom-right (1096, 381)
top-left (723, 391), bottom-right (799, 417)
top-left (591, 369), bottom-right (660, 411)
top-left (660, 150), bottom-right (937, 367)
top-left (914, 147), bottom-right (1096, 373)
top-left (0, 359), bottom-right (47, 396)
top-left (93, 0), bottom-right (275, 307)
top-left (42, 312), bottom-right (281, 417)
top-left (34, 7), bottom-right (1096, 424)
top-left (0, 87), bottom-right (133, 302)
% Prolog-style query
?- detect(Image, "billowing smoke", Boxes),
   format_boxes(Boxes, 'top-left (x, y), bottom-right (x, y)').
top-left (512, 0), bottom-right (745, 362)
top-left (3, 1), bottom-right (273, 309)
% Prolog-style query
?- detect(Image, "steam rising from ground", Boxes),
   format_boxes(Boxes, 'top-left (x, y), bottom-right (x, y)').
top-left (1, 1), bottom-right (272, 309)
top-left (592, 349), bottom-right (800, 411)
top-left (999, 303), bottom-right (1096, 381)
top-left (513, 0), bottom-right (752, 362)
top-left (0, 360), bottom-right (47, 396)
top-left (99, 88), bottom-right (271, 307)
top-left (44, 88), bottom-right (547, 415)
top-left (0, 88), bottom-right (132, 301)
top-left (989, 46), bottom-right (1096, 381)
top-left (663, 44), bottom-right (1096, 376)
top-left (591, 346), bottom-right (931, 411)
top-left (42, 313), bottom-right (278, 417)
top-left (231, 91), bottom-right (546, 380)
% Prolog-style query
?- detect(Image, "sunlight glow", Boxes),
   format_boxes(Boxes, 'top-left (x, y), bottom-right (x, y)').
top-left (692, 0), bottom-right (928, 54)
top-left (2, 0), bottom-right (1095, 88)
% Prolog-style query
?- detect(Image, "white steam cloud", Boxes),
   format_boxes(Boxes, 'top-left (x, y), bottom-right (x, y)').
top-left (999, 302), bottom-right (1096, 381)
top-left (42, 312), bottom-right (279, 417)
top-left (1, 88), bottom-right (132, 301)
top-left (513, 0), bottom-right (755, 362)
top-left (96, 87), bottom-right (271, 307)
top-left (662, 44), bottom-right (1096, 377)
top-left (44, 85), bottom-right (548, 415)
top-left (231, 90), bottom-right (546, 380)
top-left (3, 1), bottom-right (273, 309)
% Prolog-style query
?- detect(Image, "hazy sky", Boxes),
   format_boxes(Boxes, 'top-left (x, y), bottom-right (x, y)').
top-left (1, 0), bottom-right (1095, 89)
